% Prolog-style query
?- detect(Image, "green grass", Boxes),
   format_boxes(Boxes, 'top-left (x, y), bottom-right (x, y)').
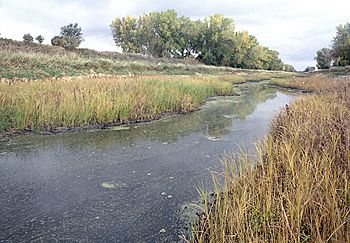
top-left (0, 37), bottom-right (294, 134)
top-left (0, 75), bottom-right (237, 133)
top-left (0, 49), bottom-right (293, 80)
top-left (192, 75), bottom-right (350, 242)
top-left (0, 38), bottom-right (293, 80)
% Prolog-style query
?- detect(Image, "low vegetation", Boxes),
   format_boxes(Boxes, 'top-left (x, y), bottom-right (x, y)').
top-left (269, 74), bottom-right (349, 92)
top-left (0, 38), bottom-right (293, 80)
top-left (0, 75), bottom-right (237, 133)
top-left (0, 72), bottom-right (295, 134)
top-left (193, 75), bottom-right (350, 242)
top-left (0, 36), bottom-right (294, 135)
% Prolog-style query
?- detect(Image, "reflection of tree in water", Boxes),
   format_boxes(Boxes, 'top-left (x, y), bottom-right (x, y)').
top-left (235, 84), bottom-right (277, 119)
top-left (4, 84), bottom-right (279, 152)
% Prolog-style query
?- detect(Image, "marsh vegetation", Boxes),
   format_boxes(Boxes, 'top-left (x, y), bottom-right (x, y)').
top-left (193, 75), bottom-right (350, 242)
top-left (0, 12), bottom-right (349, 243)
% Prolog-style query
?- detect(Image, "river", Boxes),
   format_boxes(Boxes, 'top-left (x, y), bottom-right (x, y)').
top-left (0, 82), bottom-right (299, 242)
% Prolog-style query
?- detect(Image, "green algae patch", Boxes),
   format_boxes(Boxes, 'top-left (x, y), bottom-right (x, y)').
top-left (109, 126), bottom-right (131, 131)
top-left (100, 182), bottom-right (117, 189)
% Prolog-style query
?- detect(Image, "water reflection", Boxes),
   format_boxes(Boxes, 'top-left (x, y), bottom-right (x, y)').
top-left (1, 83), bottom-right (281, 154)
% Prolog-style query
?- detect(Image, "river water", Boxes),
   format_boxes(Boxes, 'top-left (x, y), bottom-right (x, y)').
top-left (0, 82), bottom-right (299, 242)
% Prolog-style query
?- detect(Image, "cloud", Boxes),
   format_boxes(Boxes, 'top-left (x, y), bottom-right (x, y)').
top-left (1, 0), bottom-right (349, 70)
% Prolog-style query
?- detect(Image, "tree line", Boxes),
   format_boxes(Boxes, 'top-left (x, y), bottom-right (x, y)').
top-left (315, 22), bottom-right (350, 69)
top-left (20, 10), bottom-right (295, 72)
top-left (110, 10), bottom-right (295, 71)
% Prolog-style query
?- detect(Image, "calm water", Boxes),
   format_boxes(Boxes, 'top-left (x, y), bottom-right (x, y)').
top-left (0, 83), bottom-right (299, 242)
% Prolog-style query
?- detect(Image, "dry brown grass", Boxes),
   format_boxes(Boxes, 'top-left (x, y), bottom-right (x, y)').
top-left (270, 74), bottom-right (350, 92)
top-left (193, 75), bottom-right (350, 242)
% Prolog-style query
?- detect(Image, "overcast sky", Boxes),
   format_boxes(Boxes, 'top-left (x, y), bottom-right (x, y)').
top-left (1, 0), bottom-right (349, 70)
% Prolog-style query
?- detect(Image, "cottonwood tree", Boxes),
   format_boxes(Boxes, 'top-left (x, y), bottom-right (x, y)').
top-left (315, 47), bottom-right (333, 69)
top-left (110, 10), bottom-right (292, 71)
top-left (332, 22), bottom-right (350, 66)
top-left (196, 14), bottom-right (236, 66)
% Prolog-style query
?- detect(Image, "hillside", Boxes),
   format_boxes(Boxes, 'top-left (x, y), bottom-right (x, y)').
top-left (0, 38), bottom-right (290, 81)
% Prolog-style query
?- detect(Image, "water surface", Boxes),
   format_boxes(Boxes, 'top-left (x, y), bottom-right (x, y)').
top-left (0, 82), bottom-right (299, 242)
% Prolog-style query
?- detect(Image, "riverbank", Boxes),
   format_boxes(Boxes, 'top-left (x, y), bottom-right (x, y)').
top-left (0, 72), bottom-right (294, 137)
top-left (0, 75), bottom-right (235, 135)
top-left (0, 81), bottom-right (296, 242)
top-left (193, 74), bottom-right (350, 242)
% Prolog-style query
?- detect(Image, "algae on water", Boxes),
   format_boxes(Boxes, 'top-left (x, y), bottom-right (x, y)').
top-left (100, 182), bottom-right (117, 189)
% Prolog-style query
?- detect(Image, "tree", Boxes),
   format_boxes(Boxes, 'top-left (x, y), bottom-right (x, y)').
top-left (111, 16), bottom-right (144, 53)
top-left (111, 10), bottom-right (196, 58)
top-left (51, 35), bottom-right (66, 46)
top-left (283, 64), bottom-right (296, 72)
top-left (304, 66), bottom-right (315, 72)
top-left (23, 33), bottom-right (33, 44)
top-left (110, 10), bottom-right (288, 70)
top-left (231, 31), bottom-right (252, 68)
top-left (315, 47), bottom-right (332, 69)
top-left (142, 10), bottom-right (181, 57)
top-left (332, 22), bottom-right (350, 66)
top-left (51, 23), bottom-right (84, 49)
top-left (196, 14), bottom-right (236, 66)
top-left (35, 35), bottom-right (44, 44)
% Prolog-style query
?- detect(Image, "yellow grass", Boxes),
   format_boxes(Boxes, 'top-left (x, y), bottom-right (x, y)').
top-left (0, 75), bottom-right (235, 132)
top-left (193, 75), bottom-right (350, 242)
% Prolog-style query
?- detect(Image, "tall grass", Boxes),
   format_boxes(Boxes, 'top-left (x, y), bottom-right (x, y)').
top-left (193, 76), bottom-right (350, 242)
top-left (269, 75), bottom-right (350, 92)
top-left (0, 75), bottom-right (236, 132)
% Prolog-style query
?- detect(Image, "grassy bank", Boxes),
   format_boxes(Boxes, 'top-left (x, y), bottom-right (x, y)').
top-left (0, 75), bottom-right (238, 133)
top-left (0, 38), bottom-right (294, 135)
top-left (269, 74), bottom-right (349, 92)
top-left (0, 38), bottom-right (292, 80)
top-left (193, 75), bottom-right (350, 242)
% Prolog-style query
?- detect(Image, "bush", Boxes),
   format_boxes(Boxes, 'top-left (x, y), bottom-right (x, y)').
top-left (23, 33), bottom-right (33, 44)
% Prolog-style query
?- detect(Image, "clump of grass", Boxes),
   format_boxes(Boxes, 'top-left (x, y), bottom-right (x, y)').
top-left (193, 76), bottom-right (350, 242)
top-left (269, 75), bottom-right (350, 92)
top-left (0, 75), bottom-right (235, 133)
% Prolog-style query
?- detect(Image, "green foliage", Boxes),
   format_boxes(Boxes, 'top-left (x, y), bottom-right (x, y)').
top-left (110, 10), bottom-right (291, 71)
top-left (23, 33), bottom-right (33, 44)
top-left (35, 35), bottom-right (44, 44)
top-left (51, 23), bottom-right (84, 50)
top-left (196, 14), bottom-right (236, 66)
top-left (283, 64), bottom-right (296, 72)
top-left (332, 22), bottom-right (350, 66)
top-left (316, 22), bottom-right (350, 68)
top-left (304, 66), bottom-right (315, 72)
top-left (51, 35), bottom-right (65, 46)
top-left (111, 16), bottom-right (143, 53)
top-left (315, 47), bottom-right (332, 69)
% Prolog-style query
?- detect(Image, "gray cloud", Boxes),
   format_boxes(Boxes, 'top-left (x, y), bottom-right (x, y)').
top-left (1, 0), bottom-right (349, 70)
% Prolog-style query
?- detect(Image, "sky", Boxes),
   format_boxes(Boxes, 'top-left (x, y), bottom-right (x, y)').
top-left (0, 0), bottom-right (349, 70)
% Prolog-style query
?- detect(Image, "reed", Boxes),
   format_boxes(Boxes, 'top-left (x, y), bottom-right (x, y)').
top-left (0, 75), bottom-right (236, 133)
top-left (269, 75), bottom-right (350, 92)
top-left (193, 75), bottom-right (350, 242)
